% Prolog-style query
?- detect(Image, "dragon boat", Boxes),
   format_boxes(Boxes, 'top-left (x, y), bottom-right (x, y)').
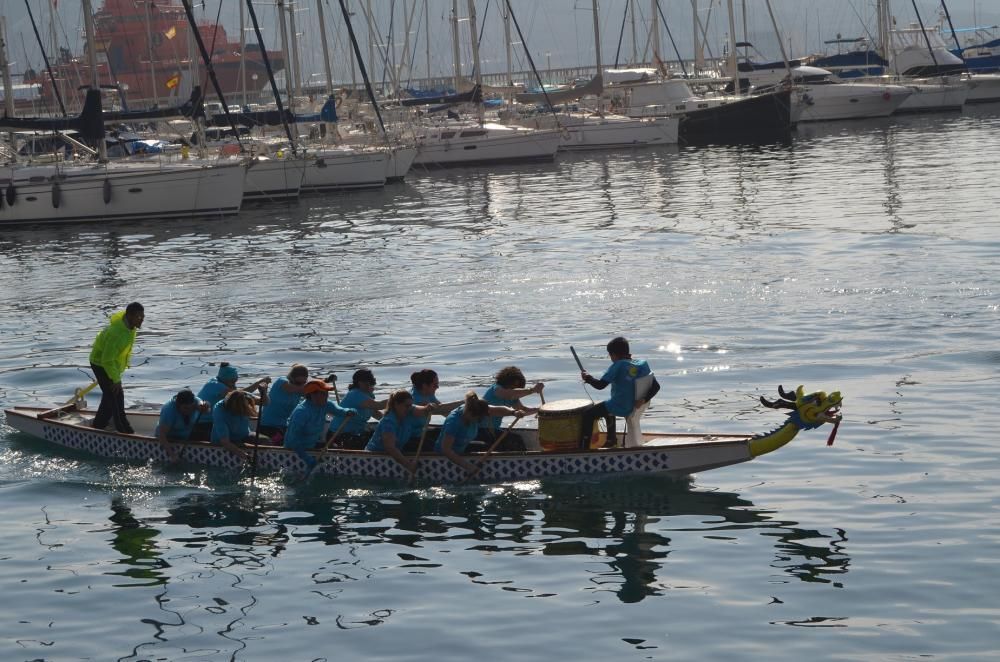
top-left (3, 386), bottom-right (842, 485)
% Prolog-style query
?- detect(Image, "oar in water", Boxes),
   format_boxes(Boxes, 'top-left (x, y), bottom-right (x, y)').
top-left (249, 384), bottom-right (268, 481)
top-left (408, 417), bottom-right (432, 486)
top-left (460, 414), bottom-right (525, 485)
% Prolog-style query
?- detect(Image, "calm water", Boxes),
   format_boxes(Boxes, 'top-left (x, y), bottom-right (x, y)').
top-left (2, 108), bottom-right (999, 660)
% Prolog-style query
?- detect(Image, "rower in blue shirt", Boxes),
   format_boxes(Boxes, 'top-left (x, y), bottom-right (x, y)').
top-left (193, 362), bottom-right (269, 440)
top-left (477, 366), bottom-right (544, 452)
top-left (211, 386), bottom-right (269, 460)
top-left (580, 336), bottom-right (660, 449)
top-left (155, 389), bottom-right (209, 461)
top-left (402, 369), bottom-right (461, 453)
top-left (366, 390), bottom-right (436, 473)
top-left (435, 392), bottom-right (524, 474)
top-left (329, 369), bottom-right (386, 449)
top-left (283, 379), bottom-right (357, 471)
top-left (258, 363), bottom-right (310, 441)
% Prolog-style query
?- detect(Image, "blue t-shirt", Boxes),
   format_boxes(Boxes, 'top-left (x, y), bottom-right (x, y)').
top-left (434, 405), bottom-right (479, 454)
top-left (331, 388), bottom-right (378, 435)
top-left (406, 388), bottom-right (439, 438)
top-left (260, 376), bottom-right (303, 428)
top-left (365, 410), bottom-right (412, 452)
top-left (284, 399), bottom-right (355, 451)
top-left (600, 359), bottom-right (652, 417)
top-left (210, 400), bottom-right (251, 444)
top-left (155, 396), bottom-right (202, 441)
top-left (481, 383), bottom-right (516, 433)
top-left (196, 378), bottom-right (231, 423)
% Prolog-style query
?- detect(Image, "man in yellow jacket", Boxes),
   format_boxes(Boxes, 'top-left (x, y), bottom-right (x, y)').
top-left (88, 302), bottom-right (144, 433)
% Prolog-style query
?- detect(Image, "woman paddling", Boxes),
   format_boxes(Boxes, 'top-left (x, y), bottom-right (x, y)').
top-left (283, 379), bottom-right (357, 472)
top-left (402, 369), bottom-right (461, 453)
top-left (258, 363), bottom-right (310, 442)
top-left (211, 388), bottom-right (269, 460)
top-left (477, 366), bottom-right (544, 452)
top-left (329, 369), bottom-right (386, 449)
top-left (435, 392), bottom-right (525, 474)
top-left (193, 363), bottom-right (270, 440)
top-left (365, 390), bottom-right (437, 473)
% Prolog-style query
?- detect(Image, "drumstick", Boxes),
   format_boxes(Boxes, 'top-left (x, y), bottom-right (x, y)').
top-left (570, 346), bottom-right (585, 372)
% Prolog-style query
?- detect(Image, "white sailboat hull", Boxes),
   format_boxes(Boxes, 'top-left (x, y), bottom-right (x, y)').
top-left (300, 149), bottom-right (388, 191)
top-left (965, 73), bottom-right (1000, 103)
top-left (243, 156), bottom-right (306, 202)
top-left (0, 160), bottom-right (245, 225)
top-left (558, 116), bottom-right (679, 150)
top-left (413, 125), bottom-right (560, 168)
top-left (894, 79), bottom-right (968, 113)
top-left (386, 146), bottom-right (418, 181)
top-left (793, 82), bottom-right (912, 121)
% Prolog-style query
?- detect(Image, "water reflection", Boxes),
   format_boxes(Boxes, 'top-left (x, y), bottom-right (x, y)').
top-left (103, 477), bottom-right (850, 610)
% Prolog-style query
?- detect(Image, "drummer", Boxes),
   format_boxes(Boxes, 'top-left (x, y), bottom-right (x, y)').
top-left (476, 366), bottom-right (544, 452)
top-left (435, 392), bottom-right (525, 474)
top-left (579, 336), bottom-right (660, 448)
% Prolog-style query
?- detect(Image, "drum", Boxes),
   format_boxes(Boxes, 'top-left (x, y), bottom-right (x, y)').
top-left (537, 399), bottom-right (600, 451)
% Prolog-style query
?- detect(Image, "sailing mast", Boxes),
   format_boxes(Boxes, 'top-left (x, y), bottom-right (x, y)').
top-left (144, 1), bottom-right (160, 108)
top-left (726, 0), bottom-right (739, 95)
top-left (451, 0), bottom-right (462, 91)
top-left (592, 0), bottom-right (604, 117)
top-left (81, 0), bottom-right (108, 161)
top-left (239, 0), bottom-right (247, 107)
top-left (465, 0), bottom-right (484, 126)
top-left (1, 17), bottom-right (17, 156)
top-left (315, 0), bottom-right (336, 141)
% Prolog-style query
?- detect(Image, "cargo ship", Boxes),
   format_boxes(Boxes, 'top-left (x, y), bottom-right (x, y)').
top-left (23, 0), bottom-right (284, 111)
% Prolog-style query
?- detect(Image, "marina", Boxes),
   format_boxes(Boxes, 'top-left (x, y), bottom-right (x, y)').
top-left (1, 1), bottom-right (999, 660)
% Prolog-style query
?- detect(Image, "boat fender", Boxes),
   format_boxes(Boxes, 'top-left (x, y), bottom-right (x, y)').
top-left (103, 178), bottom-right (112, 204)
top-left (5, 183), bottom-right (15, 206)
top-left (51, 181), bottom-right (61, 208)
top-left (882, 91), bottom-right (891, 101)
top-left (315, 158), bottom-right (327, 169)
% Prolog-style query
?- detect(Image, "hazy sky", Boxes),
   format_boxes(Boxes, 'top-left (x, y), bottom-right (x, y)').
top-left (2, 1), bottom-right (998, 84)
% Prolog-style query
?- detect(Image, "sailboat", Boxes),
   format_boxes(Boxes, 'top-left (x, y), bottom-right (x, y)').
top-left (1, 5), bottom-right (244, 226)
top-left (514, 0), bottom-right (679, 150)
top-left (410, 0), bottom-right (561, 168)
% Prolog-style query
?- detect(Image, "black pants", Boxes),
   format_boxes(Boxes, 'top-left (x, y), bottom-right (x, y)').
top-left (91, 363), bottom-right (132, 433)
top-left (473, 428), bottom-right (527, 452)
top-left (579, 402), bottom-right (616, 449)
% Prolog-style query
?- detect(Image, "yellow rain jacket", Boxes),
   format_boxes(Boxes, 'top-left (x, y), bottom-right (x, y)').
top-left (88, 311), bottom-right (137, 383)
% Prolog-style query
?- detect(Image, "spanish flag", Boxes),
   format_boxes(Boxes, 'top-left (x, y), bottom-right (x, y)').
top-left (165, 74), bottom-right (180, 90)
top-left (164, 25), bottom-right (177, 40)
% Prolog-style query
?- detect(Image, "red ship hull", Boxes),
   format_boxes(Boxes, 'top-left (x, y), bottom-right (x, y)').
top-left (25, 0), bottom-right (284, 110)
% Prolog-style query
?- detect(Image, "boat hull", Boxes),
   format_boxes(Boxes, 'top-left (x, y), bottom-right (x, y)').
top-left (794, 83), bottom-right (912, 121)
top-left (894, 80), bottom-right (968, 113)
top-left (679, 89), bottom-right (793, 144)
top-left (243, 156), bottom-right (306, 202)
top-left (965, 74), bottom-right (1000, 104)
top-left (4, 406), bottom-right (755, 484)
top-left (559, 116), bottom-right (680, 150)
top-left (300, 149), bottom-right (388, 191)
top-left (413, 127), bottom-right (561, 168)
top-left (0, 160), bottom-right (245, 225)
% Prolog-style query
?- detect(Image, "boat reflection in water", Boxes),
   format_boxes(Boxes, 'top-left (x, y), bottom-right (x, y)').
top-left (103, 476), bottom-right (850, 610)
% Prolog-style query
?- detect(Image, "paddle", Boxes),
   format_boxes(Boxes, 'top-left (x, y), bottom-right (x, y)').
top-left (460, 414), bottom-right (525, 485)
top-left (408, 417), bottom-right (432, 486)
top-left (570, 346), bottom-right (595, 403)
top-left (309, 415), bottom-right (353, 478)
top-left (326, 373), bottom-right (340, 404)
top-left (249, 383), bottom-right (269, 481)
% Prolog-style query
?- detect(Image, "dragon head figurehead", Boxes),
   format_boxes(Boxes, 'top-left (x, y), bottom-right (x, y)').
top-left (750, 385), bottom-right (843, 457)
